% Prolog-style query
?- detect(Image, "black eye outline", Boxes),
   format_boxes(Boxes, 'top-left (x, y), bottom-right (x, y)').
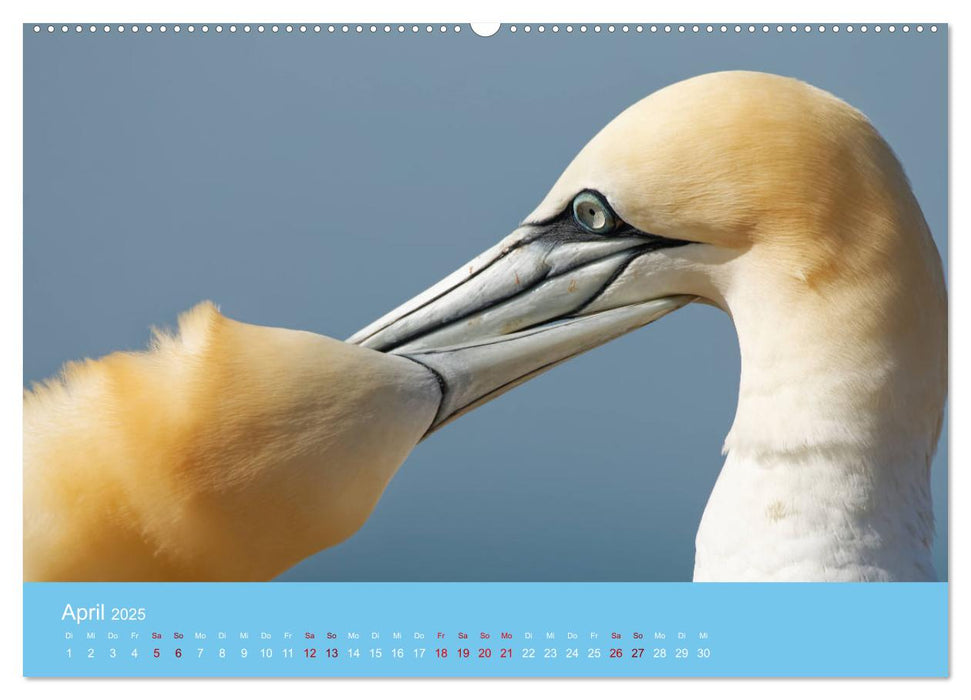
top-left (572, 190), bottom-right (618, 234)
top-left (521, 189), bottom-right (693, 251)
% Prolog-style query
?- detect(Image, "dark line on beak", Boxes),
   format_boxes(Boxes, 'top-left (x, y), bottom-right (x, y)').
top-left (352, 226), bottom-right (550, 347)
top-left (377, 245), bottom-right (647, 354)
top-left (570, 246), bottom-right (647, 316)
top-left (484, 248), bottom-right (646, 340)
top-left (395, 354), bottom-right (451, 432)
top-left (421, 353), bottom-right (580, 438)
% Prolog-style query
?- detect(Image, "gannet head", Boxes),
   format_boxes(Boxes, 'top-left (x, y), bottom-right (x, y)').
top-left (349, 71), bottom-right (946, 437)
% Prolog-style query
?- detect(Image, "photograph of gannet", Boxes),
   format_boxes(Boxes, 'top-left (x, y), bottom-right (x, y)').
top-left (24, 69), bottom-right (946, 583)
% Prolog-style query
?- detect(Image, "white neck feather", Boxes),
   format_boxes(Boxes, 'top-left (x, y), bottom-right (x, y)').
top-left (693, 251), bottom-right (943, 581)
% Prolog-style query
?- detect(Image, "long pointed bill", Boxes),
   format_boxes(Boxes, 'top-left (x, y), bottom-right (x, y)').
top-left (348, 223), bottom-right (694, 433)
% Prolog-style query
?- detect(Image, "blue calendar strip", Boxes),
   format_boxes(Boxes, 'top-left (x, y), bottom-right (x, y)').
top-left (24, 582), bottom-right (947, 677)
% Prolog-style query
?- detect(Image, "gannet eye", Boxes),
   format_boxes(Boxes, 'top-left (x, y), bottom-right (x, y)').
top-left (572, 191), bottom-right (617, 234)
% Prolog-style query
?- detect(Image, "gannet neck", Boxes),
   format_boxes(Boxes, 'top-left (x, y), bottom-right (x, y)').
top-left (694, 215), bottom-right (946, 581)
top-left (695, 441), bottom-right (936, 582)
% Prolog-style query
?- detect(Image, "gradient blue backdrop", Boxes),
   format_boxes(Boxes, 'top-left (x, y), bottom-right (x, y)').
top-left (24, 24), bottom-right (948, 581)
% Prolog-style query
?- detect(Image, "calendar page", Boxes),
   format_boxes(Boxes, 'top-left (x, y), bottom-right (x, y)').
top-left (22, 21), bottom-right (948, 678)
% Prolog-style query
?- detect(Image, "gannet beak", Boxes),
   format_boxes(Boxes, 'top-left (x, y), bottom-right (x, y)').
top-left (348, 223), bottom-right (694, 433)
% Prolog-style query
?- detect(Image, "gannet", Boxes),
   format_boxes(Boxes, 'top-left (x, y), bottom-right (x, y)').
top-left (25, 304), bottom-right (441, 580)
top-left (349, 71), bottom-right (946, 582)
top-left (25, 71), bottom-right (945, 582)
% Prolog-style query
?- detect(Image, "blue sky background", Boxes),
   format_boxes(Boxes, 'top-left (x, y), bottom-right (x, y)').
top-left (24, 24), bottom-right (947, 581)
